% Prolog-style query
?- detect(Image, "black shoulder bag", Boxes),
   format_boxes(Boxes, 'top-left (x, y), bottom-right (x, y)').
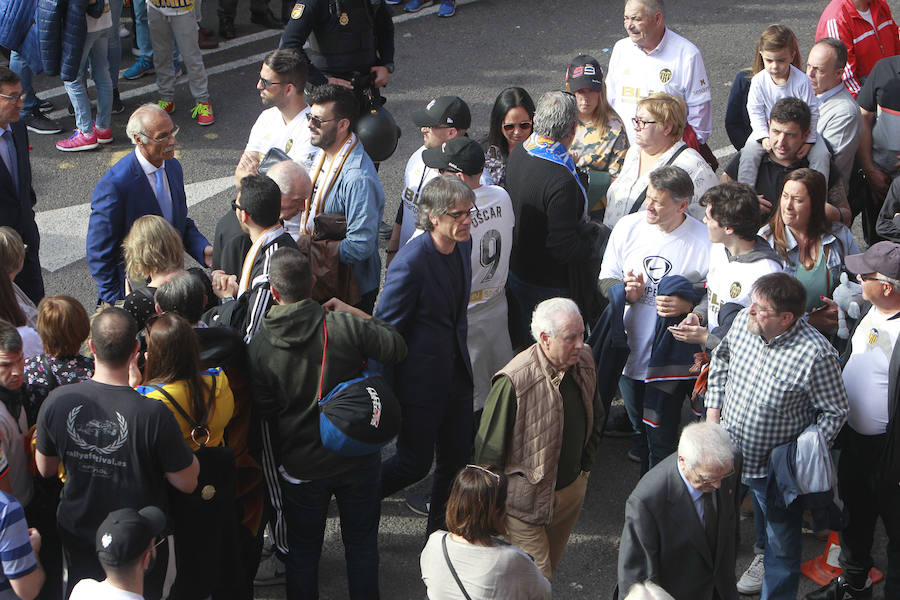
top-left (441, 533), bottom-right (472, 600)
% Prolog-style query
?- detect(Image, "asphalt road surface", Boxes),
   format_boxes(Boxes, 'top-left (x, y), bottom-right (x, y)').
top-left (20, 0), bottom-right (889, 597)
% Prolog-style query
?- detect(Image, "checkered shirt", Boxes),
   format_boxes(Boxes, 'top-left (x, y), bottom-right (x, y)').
top-left (705, 309), bottom-right (849, 478)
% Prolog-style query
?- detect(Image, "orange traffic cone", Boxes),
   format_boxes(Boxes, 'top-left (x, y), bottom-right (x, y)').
top-left (801, 531), bottom-right (884, 586)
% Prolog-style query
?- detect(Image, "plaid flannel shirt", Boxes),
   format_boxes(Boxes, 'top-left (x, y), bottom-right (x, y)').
top-left (705, 309), bottom-right (849, 478)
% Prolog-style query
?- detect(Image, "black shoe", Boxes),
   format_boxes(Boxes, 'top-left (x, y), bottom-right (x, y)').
top-left (250, 9), bottom-right (283, 28)
top-left (24, 107), bottom-right (62, 134)
top-left (36, 96), bottom-right (54, 113)
top-left (605, 406), bottom-right (638, 438)
top-left (405, 492), bottom-right (430, 516)
top-left (111, 89), bottom-right (125, 115)
top-left (219, 17), bottom-right (236, 39)
top-left (806, 576), bottom-right (872, 600)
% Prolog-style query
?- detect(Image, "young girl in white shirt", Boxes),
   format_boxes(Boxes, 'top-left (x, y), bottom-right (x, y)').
top-left (738, 25), bottom-right (830, 185)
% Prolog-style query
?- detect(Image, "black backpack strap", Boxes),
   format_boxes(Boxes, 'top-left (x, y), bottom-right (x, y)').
top-left (441, 533), bottom-right (472, 600)
top-left (628, 144), bottom-right (692, 215)
top-left (148, 380), bottom-right (214, 447)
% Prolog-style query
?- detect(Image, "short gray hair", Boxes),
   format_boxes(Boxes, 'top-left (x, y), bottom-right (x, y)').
top-left (530, 297), bottom-right (581, 342)
top-left (633, 0), bottom-right (664, 18)
top-left (624, 581), bottom-right (675, 600)
top-left (267, 160), bottom-right (311, 196)
top-left (813, 37), bottom-right (848, 71)
top-left (415, 175), bottom-right (475, 231)
top-left (648, 165), bottom-right (694, 205)
top-left (677, 421), bottom-right (734, 470)
top-left (533, 91), bottom-right (577, 141)
top-left (125, 103), bottom-right (168, 145)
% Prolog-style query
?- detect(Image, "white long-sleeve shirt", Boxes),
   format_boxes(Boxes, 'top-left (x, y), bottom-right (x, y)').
top-left (747, 65), bottom-right (819, 144)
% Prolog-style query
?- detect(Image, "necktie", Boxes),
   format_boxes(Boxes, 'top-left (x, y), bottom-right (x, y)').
top-left (703, 492), bottom-right (718, 553)
top-left (154, 167), bottom-right (173, 223)
top-left (1, 129), bottom-right (18, 191)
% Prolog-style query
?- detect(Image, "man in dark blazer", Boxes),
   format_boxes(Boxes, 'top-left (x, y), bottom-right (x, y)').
top-left (87, 103), bottom-right (212, 305)
top-left (376, 174), bottom-right (474, 536)
top-left (0, 68), bottom-right (43, 304)
top-left (618, 421), bottom-right (740, 600)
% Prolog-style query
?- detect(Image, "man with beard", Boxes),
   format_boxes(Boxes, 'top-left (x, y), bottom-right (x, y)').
top-left (705, 272), bottom-right (848, 600)
top-left (300, 83), bottom-right (384, 313)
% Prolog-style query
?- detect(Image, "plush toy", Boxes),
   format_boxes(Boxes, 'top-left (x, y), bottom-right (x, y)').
top-left (832, 272), bottom-right (862, 339)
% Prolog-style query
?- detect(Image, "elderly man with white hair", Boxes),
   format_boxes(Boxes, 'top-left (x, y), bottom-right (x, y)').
top-left (618, 421), bottom-right (740, 599)
top-left (87, 103), bottom-right (212, 305)
top-left (474, 297), bottom-right (604, 581)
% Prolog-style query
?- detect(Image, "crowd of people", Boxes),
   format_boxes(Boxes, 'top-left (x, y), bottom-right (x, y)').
top-left (0, 0), bottom-right (899, 598)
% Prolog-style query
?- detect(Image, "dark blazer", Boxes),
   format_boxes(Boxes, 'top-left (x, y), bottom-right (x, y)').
top-left (375, 232), bottom-right (473, 407)
top-left (87, 151), bottom-right (209, 304)
top-left (0, 121), bottom-right (43, 303)
top-left (618, 453), bottom-right (740, 600)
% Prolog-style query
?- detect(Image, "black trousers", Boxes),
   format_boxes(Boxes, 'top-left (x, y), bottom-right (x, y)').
top-left (838, 427), bottom-right (900, 596)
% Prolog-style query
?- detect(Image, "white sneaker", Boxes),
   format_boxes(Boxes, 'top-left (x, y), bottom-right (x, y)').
top-left (737, 554), bottom-right (764, 595)
top-left (253, 552), bottom-right (285, 586)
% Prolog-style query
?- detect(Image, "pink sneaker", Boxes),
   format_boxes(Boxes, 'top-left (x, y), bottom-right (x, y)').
top-left (55, 129), bottom-right (99, 152)
top-left (93, 125), bottom-right (113, 144)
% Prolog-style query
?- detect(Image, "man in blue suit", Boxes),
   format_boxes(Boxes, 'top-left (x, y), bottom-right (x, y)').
top-left (0, 68), bottom-right (44, 304)
top-left (87, 103), bottom-right (211, 304)
top-left (376, 174), bottom-right (474, 536)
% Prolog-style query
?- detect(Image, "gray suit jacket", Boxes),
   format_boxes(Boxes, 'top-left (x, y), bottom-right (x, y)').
top-left (617, 453), bottom-right (740, 600)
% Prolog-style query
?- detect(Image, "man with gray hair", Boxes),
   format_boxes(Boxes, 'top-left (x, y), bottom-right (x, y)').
top-left (475, 297), bottom-right (603, 580)
top-left (606, 0), bottom-right (712, 146)
top-left (377, 175), bottom-right (475, 536)
top-left (599, 166), bottom-right (710, 472)
top-left (87, 103), bottom-right (212, 305)
top-left (618, 421), bottom-right (740, 599)
top-left (505, 91), bottom-right (600, 346)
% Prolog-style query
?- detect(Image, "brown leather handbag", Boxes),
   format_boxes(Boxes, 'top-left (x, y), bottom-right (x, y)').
top-left (296, 213), bottom-right (361, 306)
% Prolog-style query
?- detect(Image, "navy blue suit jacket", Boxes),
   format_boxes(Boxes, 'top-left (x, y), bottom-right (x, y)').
top-left (0, 121), bottom-right (43, 303)
top-left (375, 232), bottom-right (473, 407)
top-left (87, 150), bottom-right (209, 303)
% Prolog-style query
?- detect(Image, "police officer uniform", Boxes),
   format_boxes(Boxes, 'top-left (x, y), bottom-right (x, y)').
top-left (280, 0), bottom-right (395, 88)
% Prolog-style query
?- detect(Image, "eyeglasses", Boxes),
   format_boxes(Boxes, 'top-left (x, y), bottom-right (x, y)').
top-left (307, 113), bottom-right (337, 128)
top-left (142, 125), bottom-right (179, 144)
top-left (502, 121), bottom-right (532, 132)
top-left (0, 91), bottom-right (25, 102)
top-left (631, 117), bottom-right (658, 129)
top-left (231, 199), bottom-right (244, 212)
top-left (144, 310), bottom-right (172, 332)
top-left (858, 274), bottom-right (887, 283)
top-left (695, 466), bottom-right (735, 484)
top-left (444, 203), bottom-right (479, 221)
top-left (465, 464), bottom-right (500, 481)
top-left (259, 77), bottom-right (290, 88)
top-left (749, 301), bottom-right (779, 316)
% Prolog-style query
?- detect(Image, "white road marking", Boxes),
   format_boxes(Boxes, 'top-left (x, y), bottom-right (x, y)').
top-left (36, 175), bottom-right (234, 272)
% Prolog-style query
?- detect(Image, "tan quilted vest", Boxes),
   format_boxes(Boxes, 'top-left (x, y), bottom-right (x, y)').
top-left (496, 344), bottom-right (596, 525)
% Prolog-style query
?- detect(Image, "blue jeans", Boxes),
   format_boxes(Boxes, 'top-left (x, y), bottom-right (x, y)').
top-left (8, 51), bottom-right (37, 113)
top-left (746, 477), bottom-right (802, 600)
top-left (107, 0), bottom-right (123, 87)
top-left (133, 0), bottom-right (154, 60)
top-left (63, 28), bottom-right (113, 133)
top-left (281, 453), bottom-right (381, 600)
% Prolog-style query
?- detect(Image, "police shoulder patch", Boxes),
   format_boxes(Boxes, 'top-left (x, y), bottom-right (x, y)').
top-left (290, 3), bottom-right (305, 19)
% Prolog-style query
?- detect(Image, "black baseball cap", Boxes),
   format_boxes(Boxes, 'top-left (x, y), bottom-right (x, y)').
top-left (845, 241), bottom-right (900, 280)
top-left (412, 96), bottom-right (471, 129)
top-left (566, 54), bottom-right (604, 92)
top-left (96, 506), bottom-right (166, 567)
top-left (422, 138), bottom-right (485, 175)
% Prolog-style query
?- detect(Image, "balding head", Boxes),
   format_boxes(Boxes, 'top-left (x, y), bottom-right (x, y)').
top-left (267, 160), bottom-right (312, 221)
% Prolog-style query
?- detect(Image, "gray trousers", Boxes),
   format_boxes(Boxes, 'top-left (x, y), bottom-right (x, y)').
top-left (148, 7), bottom-right (209, 102)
